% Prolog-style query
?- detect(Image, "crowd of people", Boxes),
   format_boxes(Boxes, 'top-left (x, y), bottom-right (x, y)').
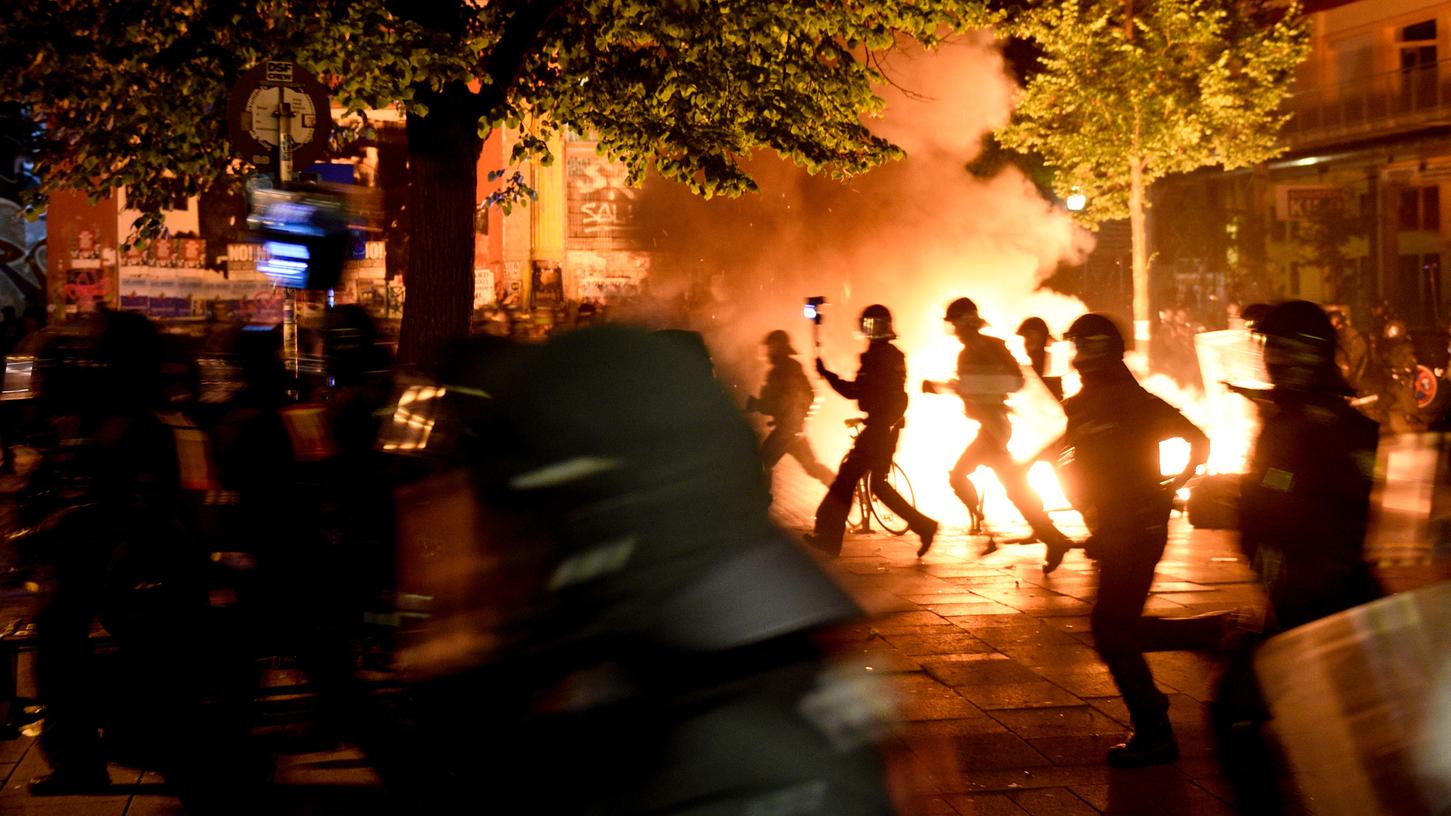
top-left (750, 296), bottom-right (1384, 806)
top-left (0, 290), bottom-right (1394, 814)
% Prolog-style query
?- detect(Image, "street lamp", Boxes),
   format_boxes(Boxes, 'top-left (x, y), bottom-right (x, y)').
top-left (1065, 191), bottom-right (1087, 212)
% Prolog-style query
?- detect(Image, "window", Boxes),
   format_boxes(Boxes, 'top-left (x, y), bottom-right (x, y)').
top-left (1398, 20), bottom-right (1439, 110)
top-left (1399, 186), bottom-right (1441, 231)
top-left (1401, 20), bottom-right (1437, 42)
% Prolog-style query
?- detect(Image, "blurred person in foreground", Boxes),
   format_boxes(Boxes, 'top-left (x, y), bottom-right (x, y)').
top-left (923, 298), bottom-right (1073, 565)
top-left (747, 329), bottom-right (834, 499)
top-left (387, 326), bottom-right (898, 814)
top-left (808, 304), bottom-right (938, 557)
top-left (27, 310), bottom-right (249, 809)
top-left (1214, 300), bottom-right (1382, 814)
top-left (1054, 313), bottom-right (1208, 767)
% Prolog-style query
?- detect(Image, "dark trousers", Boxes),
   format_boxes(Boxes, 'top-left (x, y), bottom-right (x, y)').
top-left (949, 431), bottom-right (1069, 546)
top-left (1090, 519), bottom-right (1171, 729)
top-left (813, 423), bottom-right (934, 555)
top-left (761, 425), bottom-right (834, 492)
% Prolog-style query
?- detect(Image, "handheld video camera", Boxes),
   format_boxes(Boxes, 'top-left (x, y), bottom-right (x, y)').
top-left (803, 296), bottom-right (826, 325)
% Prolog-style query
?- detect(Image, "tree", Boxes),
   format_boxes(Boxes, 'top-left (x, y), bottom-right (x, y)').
top-left (996, 0), bottom-right (1308, 332)
top-left (1, 0), bottom-right (995, 366)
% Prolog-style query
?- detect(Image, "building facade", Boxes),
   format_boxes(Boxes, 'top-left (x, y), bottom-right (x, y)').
top-left (1152, 0), bottom-right (1451, 346)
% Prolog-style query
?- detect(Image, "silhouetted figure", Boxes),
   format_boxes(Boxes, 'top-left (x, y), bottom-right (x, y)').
top-left (29, 311), bottom-right (241, 809)
top-left (1017, 316), bottom-right (1062, 401)
top-left (1370, 318), bottom-right (1424, 433)
top-left (1055, 313), bottom-right (1207, 768)
top-left (392, 326), bottom-right (897, 814)
top-left (1214, 300), bottom-right (1382, 814)
top-left (1327, 308), bottom-right (1369, 394)
top-left (923, 298), bottom-right (1073, 564)
top-left (808, 305), bottom-right (938, 557)
top-left (747, 329), bottom-right (833, 498)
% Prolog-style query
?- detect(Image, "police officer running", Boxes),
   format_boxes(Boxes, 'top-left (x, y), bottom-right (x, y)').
top-left (747, 330), bottom-right (834, 497)
top-left (806, 305), bottom-right (939, 557)
top-left (923, 298), bottom-right (1074, 566)
top-left (1055, 313), bottom-right (1208, 768)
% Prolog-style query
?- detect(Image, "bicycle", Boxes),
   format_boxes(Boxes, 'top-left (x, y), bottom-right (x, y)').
top-left (841, 417), bottom-right (917, 536)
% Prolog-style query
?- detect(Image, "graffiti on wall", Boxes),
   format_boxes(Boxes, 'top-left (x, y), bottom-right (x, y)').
top-left (566, 151), bottom-right (637, 245)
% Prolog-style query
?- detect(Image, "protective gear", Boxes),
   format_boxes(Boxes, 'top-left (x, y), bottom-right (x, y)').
top-left (858, 304), bottom-right (895, 340)
top-left (762, 329), bottom-right (797, 357)
top-left (1065, 313), bottom-right (1126, 369)
top-left (1016, 316), bottom-right (1051, 340)
top-left (944, 297), bottom-right (986, 328)
top-left (1254, 300), bottom-right (1351, 394)
top-left (1240, 303), bottom-right (1273, 331)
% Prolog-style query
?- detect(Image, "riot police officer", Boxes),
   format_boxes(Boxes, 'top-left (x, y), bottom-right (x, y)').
top-left (1214, 300), bottom-right (1382, 813)
top-left (808, 305), bottom-right (939, 557)
top-left (1056, 313), bottom-right (1208, 768)
top-left (923, 298), bottom-right (1073, 564)
top-left (747, 329), bottom-right (834, 496)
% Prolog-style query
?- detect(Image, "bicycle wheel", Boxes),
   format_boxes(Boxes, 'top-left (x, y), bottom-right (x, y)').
top-left (869, 463), bottom-right (915, 536)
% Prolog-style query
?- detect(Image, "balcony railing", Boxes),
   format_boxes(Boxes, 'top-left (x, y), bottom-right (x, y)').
top-left (1284, 60), bottom-right (1451, 148)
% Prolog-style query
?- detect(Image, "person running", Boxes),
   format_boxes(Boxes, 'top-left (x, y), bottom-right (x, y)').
top-left (922, 298), bottom-right (1074, 566)
top-left (1053, 312), bottom-right (1208, 768)
top-left (806, 304), bottom-right (938, 557)
top-left (746, 330), bottom-right (834, 498)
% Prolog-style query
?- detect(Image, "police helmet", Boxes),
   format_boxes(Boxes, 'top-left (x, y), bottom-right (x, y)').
top-left (859, 304), bottom-right (895, 340)
top-left (763, 329), bottom-right (797, 356)
top-left (944, 297), bottom-right (985, 328)
top-left (1064, 313), bottom-right (1126, 366)
top-left (1254, 300), bottom-right (1350, 393)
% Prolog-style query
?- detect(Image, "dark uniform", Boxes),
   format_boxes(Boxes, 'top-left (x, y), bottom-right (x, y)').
top-left (392, 327), bottom-right (899, 815)
top-left (749, 331), bottom-right (833, 494)
top-left (1214, 300), bottom-right (1382, 814)
top-left (946, 327), bottom-right (1070, 556)
top-left (811, 305), bottom-right (938, 557)
top-left (1057, 313), bottom-right (1207, 768)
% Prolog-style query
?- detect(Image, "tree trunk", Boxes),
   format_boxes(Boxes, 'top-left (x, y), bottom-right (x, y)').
top-left (398, 82), bottom-right (483, 372)
top-left (1129, 156), bottom-right (1149, 339)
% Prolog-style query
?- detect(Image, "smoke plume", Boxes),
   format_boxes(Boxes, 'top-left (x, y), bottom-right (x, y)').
top-left (631, 33), bottom-right (1095, 525)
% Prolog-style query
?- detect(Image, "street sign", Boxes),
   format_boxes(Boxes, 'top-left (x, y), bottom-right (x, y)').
top-left (226, 60), bottom-right (332, 172)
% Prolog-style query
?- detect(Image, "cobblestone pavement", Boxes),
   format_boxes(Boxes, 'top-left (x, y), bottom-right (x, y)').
top-left (4, 457), bottom-right (1443, 814)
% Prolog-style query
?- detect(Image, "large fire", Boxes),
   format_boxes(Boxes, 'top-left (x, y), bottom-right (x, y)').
top-left (847, 318), bottom-right (1266, 535)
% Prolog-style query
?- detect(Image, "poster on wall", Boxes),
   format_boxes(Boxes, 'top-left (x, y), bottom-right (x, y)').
top-left (568, 249), bottom-right (650, 303)
top-left (63, 262), bottom-right (110, 315)
top-left (496, 261), bottom-right (524, 309)
top-left (530, 261), bottom-right (564, 310)
top-left (473, 268), bottom-right (496, 308)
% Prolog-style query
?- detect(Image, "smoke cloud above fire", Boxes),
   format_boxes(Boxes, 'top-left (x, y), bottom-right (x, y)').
top-left (630, 33), bottom-right (1095, 524)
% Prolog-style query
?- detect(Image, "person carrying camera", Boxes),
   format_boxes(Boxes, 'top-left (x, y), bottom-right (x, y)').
top-left (806, 304), bottom-right (938, 557)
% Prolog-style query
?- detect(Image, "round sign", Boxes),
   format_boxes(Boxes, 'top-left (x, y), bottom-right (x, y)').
top-left (1415, 364), bottom-right (1438, 408)
top-left (226, 60), bottom-right (333, 173)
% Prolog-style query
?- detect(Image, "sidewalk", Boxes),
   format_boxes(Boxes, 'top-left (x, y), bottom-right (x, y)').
top-left (0, 510), bottom-right (1261, 816)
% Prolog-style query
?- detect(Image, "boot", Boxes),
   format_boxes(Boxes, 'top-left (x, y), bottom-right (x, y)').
top-left (915, 520), bottom-right (938, 557)
top-left (1107, 719), bottom-right (1179, 768)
